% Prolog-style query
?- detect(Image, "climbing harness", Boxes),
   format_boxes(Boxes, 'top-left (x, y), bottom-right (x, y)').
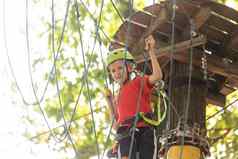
top-left (115, 112), bottom-right (154, 141)
top-left (107, 81), bottom-right (168, 158)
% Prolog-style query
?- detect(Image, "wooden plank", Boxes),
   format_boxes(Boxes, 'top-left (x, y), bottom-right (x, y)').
top-left (177, 0), bottom-right (238, 53)
top-left (109, 5), bottom-right (159, 51)
top-left (180, 0), bottom-right (238, 23)
top-left (226, 31), bottom-right (238, 51)
top-left (131, 4), bottom-right (169, 56)
top-left (206, 92), bottom-right (226, 107)
top-left (110, 20), bottom-right (146, 50)
top-left (220, 84), bottom-right (236, 95)
top-left (193, 7), bottom-right (212, 30)
top-left (143, 3), bottom-right (162, 16)
top-left (173, 0), bottom-right (200, 17)
top-left (206, 12), bottom-right (237, 35)
top-left (154, 22), bottom-right (182, 41)
top-left (109, 4), bottom-right (182, 52)
top-left (201, 24), bottom-right (229, 42)
top-left (182, 7), bottom-right (212, 38)
top-left (199, 25), bottom-right (229, 55)
top-left (206, 1), bottom-right (238, 24)
top-left (226, 78), bottom-right (238, 89)
top-left (129, 11), bottom-right (155, 26)
top-left (177, 0), bottom-right (211, 6)
top-left (109, 40), bottom-right (126, 50)
top-left (173, 12), bottom-right (190, 29)
top-left (125, 19), bottom-right (148, 29)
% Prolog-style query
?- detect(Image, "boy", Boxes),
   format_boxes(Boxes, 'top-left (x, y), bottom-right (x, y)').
top-left (105, 35), bottom-right (162, 159)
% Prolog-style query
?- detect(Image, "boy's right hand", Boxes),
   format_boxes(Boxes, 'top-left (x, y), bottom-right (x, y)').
top-left (102, 87), bottom-right (112, 97)
top-left (145, 35), bottom-right (156, 51)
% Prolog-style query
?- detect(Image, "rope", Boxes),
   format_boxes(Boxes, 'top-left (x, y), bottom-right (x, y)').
top-left (128, 57), bottom-right (148, 159)
top-left (109, 0), bottom-right (124, 23)
top-left (77, 24), bottom-right (100, 159)
top-left (5, 0), bottom-right (229, 158)
top-left (97, 26), bottom-right (119, 159)
top-left (206, 98), bottom-right (238, 121)
top-left (78, 0), bottom-right (111, 42)
top-left (3, 0), bottom-right (71, 107)
top-left (100, 117), bottom-right (116, 159)
top-left (178, 18), bottom-right (195, 159)
top-left (29, 106), bottom-right (106, 141)
top-left (164, 0), bottom-right (177, 155)
top-left (49, 0), bottom-right (72, 143)
top-left (127, 46), bottom-right (158, 159)
top-left (184, 18), bottom-right (195, 126)
top-left (74, 1), bottom-right (106, 158)
top-left (2, 0), bottom-right (39, 106)
top-left (25, 0), bottom-right (81, 156)
top-left (126, 0), bottom-right (149, 158)
top-left (44, 0), bottom-right (108, 156)
top-left (4, 0), bottom-right (107, 156)
top-left (44, 0), bottom-right (109, 154)
top-left (25, 0), bottom-right (73, 144)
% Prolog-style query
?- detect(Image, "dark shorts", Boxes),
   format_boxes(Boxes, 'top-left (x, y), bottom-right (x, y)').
top-left (117, 126), bottom-right (155, 159)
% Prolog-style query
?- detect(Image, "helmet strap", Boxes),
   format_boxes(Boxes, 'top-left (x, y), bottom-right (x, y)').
top-left (124, 61), bottom-right (137, 83)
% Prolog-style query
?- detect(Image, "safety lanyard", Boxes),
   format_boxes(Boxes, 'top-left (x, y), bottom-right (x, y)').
top-left (139, 90), bottom-right (167, 127)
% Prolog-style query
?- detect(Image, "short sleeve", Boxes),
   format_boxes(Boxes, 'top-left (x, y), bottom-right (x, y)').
top-left (137, 75), bottom-right (154, 95)
top-left (143, 75), bottom-right (154, 89)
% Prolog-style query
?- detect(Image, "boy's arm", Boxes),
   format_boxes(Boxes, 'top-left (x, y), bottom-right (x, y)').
top-left (145, 35), bottom-right (163, 85)
top-left (103, 88), bottom-right (119, 129)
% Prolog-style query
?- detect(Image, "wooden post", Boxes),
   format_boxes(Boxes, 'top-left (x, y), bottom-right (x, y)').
top-left (159, 59), bottom-right (210, 158)
top-left (167, 61), bottom-right (207, 131)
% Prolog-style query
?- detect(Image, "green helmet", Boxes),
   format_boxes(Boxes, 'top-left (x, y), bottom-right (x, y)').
top-left (106, 48), bottom-right (134, 67)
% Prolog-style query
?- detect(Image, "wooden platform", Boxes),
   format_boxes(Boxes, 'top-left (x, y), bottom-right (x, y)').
top-left (109, 0), bottom-right (238, 107)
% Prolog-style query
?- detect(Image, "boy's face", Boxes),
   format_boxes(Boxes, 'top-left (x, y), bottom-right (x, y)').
top-left (108, 60), bottom-right (129, 85)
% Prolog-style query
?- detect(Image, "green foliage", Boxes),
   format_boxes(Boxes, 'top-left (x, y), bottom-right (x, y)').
top-left (29, 0), bottom-right (146, 158)
top-left (207, 90), bottom-right (238, 159)
top-left (27, 0), bottom-right (238, 158)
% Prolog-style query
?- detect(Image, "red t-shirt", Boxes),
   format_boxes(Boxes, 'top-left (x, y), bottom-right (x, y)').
top-left (116, 75), bottom-right (153, 125)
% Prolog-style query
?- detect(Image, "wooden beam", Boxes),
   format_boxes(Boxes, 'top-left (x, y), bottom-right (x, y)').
top-left (136, 35), bottom-right (207, 63)
top-left (174, 51), bottom-right (238, 79)
top-left (173, 53), bottom-right (238, 89)
top-left (135, 35), bottom-right (238, 88)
